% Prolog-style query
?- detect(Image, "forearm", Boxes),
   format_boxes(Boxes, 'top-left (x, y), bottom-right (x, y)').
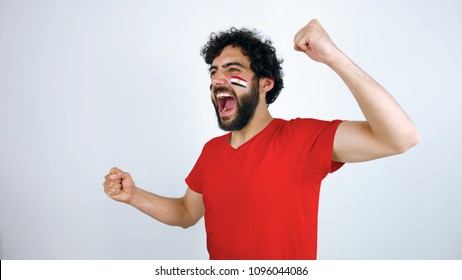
top-left (127, 188), bottom-right (196, 228)
top-left (327, 51), bottom-right (420, 152)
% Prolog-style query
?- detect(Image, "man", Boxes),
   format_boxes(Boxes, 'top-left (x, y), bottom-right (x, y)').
top-left (103, 19), bottom-right (420, 259)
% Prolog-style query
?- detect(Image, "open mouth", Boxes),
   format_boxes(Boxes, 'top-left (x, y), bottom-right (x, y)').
top-left (216, 92), bottom-right (237, 116)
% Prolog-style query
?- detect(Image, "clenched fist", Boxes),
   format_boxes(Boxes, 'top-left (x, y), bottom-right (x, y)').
top-left (103, 167), bottom-right (137, 203)
top-left (293, 19), bottom-right (341, 65)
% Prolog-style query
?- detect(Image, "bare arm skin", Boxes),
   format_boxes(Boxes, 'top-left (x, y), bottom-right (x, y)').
top-left (103, 167), bottom-right (204, 228)
top-left (294, 19), bottom-right (420, 162)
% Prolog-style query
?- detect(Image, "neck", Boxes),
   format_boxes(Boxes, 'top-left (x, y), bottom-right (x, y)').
top-left (229, 106), bottom-right (273, 149)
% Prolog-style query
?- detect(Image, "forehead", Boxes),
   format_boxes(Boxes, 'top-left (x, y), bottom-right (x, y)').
top-left (211, 45), bottom-right (250, 67)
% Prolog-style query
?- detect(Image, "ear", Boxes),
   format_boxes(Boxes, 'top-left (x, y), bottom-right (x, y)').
top-left (259, 77), bottom-right (274, 96)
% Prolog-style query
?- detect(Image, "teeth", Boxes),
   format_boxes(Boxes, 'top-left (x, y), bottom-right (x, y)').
top-left (216, 92), bottom-right (233, 99)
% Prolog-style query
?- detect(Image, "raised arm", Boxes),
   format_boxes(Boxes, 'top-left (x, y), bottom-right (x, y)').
top-left (294, 19), bottom-right (420, 162)
top-left (103, 167), bottom-right (204, 228)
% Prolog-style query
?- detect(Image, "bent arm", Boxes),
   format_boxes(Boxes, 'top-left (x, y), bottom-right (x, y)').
top-left (104, 168), bottom-right (204, 228)
top-left (329, 52), bottom-right (420, 162)
top-left (293, 19), bottom-right (420, 163)
top-left (128, 187), bottom-right (204, 229)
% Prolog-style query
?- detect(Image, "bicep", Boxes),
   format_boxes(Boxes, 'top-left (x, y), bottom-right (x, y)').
top-left (181, 187), bottom-right (205, 227)
top-left (333, 121), bottom-right (398, 163)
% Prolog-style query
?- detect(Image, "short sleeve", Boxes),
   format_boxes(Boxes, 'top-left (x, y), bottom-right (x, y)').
top-left (185, 145), bottom-right (206, 194)
top-left (288, 118), bottom-right (345, 179)
top-left (315, 120), bottom-right (345, 174)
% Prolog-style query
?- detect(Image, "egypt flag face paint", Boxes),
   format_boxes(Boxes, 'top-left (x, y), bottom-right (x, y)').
top-left (230, 76), bottom-right (248, 88)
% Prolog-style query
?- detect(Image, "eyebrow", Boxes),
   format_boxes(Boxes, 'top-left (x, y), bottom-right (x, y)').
top-left (209, 62), bottom-right (246, 72)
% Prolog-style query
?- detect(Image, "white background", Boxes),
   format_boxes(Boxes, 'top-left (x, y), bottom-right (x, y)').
top-left (1, 0), bottom-right (461, 259)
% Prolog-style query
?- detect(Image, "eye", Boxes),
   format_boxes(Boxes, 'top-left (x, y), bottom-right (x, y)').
top-left (229, 67), bottom-right (239, 73)
top-left (210, 71), bottom-right (216, 78)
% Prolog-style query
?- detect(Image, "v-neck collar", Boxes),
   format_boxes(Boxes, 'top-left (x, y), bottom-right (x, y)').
top-left (224, 118), bottom-right (279, 151)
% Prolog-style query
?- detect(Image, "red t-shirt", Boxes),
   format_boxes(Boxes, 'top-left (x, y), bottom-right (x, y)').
top-left (185, 118), bottom-right (344, 260)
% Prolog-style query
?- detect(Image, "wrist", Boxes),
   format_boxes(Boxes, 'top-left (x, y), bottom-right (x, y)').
top-left (324, 48), bottom-right (348, 68)
top-left (125, 186), bottom-right (142, 206)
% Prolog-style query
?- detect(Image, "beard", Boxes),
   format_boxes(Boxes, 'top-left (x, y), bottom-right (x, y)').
top-left (212, 79), bottom-right (260, 131)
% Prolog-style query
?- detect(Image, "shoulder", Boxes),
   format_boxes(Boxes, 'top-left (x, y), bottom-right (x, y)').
top-left (276, 117), bottom-right (343, 133)
top-left (201, 133), bottom-right (230, 152)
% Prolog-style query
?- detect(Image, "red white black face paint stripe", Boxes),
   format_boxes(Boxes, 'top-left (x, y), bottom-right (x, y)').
top-left (230, 76), bottom-right (248, 88)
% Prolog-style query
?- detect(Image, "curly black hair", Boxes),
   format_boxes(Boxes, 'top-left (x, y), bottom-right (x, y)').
top-left (200, 27), bottom-right (284, 105)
